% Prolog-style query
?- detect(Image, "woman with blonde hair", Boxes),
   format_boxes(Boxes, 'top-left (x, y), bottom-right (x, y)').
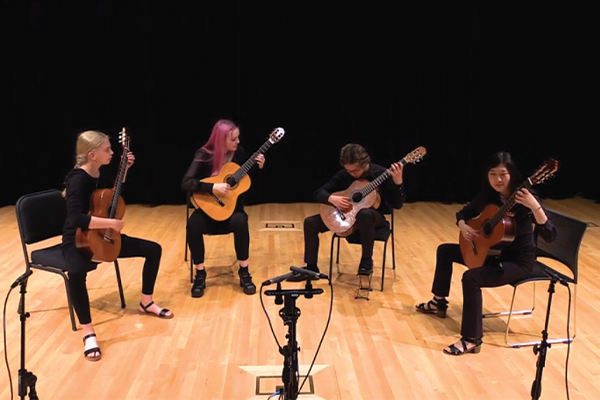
top-left (62, 130), bottom-right (173, 362)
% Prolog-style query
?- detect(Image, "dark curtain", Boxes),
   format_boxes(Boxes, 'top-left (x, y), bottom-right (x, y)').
top-left (1, 1), bottom-right (595, 207)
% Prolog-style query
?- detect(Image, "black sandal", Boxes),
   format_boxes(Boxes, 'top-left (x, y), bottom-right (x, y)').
top-left (139, 301), bottom-right (174, 319)
top-left (443, 337), bottom-right (483, 356)
top-left (83, 333), bottom-right (102, 362)
top-left (415, 297), bottom-right (448, 318)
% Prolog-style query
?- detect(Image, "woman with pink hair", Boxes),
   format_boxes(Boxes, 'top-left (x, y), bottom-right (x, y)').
top-left (182, 119), bottom-right (265, 298)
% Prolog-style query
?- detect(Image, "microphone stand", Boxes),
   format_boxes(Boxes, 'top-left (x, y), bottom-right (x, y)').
top-left (530, 275), bottom-right (559, 400)
top-left (265, 278), bottom-right (324, 400)
top-left (13, 271), bottom-right (39, 400)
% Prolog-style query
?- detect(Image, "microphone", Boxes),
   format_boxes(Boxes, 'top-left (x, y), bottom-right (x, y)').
top-left (290, 266), bottom-right (329, 280)
top-left (262, 271), bottom-right (299, 286)
top-left (543, 267), bottom-right (568, 286)
top-left (11, 269), bottom-right (33, 289)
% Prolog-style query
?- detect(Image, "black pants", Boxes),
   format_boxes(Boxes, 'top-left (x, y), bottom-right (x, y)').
top-left (62, 234), bottom-right (162, 325)
top-left (432, 243), bottom-right (531, 339)
top-left (186, 208), bottom-right (249, 265)
top-left (303, 208), bottom-right (386, 265)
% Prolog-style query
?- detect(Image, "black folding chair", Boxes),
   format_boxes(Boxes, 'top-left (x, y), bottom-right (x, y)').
top-left (15, 189), bottom-right (126, 331)
top-left (329, 208), bottom-right (396, 298)
top-left (483, 209), bottom-right (586, 347)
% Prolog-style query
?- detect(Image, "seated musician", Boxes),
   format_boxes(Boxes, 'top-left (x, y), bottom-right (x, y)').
top-left (415, 151), bottom-right (557, 356)
top-left (182, 119), bottom-right (265, 298)
top-left (62, 130), bottom-right (174, 362)
top-left (290, 143), bottom-right (405, 281)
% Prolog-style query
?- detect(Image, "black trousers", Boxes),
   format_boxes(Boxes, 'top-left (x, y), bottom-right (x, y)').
top-left (303, 208), bottom-right (386, 265)
top-left (62, 234), bottom-right (162, 325)
top-left (432, 243), bottom-right (531, 339)
top-left (186, 208), bottom-right (249, 265)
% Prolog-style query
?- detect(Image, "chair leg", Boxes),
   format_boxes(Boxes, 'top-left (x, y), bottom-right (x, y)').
top-left (381, 240), bottom-right (388, 291)
top-left (391, 229), bottom-right (396, 270)
top-left (483, 283), bottom-right (535, 319)
top-left (329, 235), bottom-right (335, 283)
top-left (113, 260), bottom-right (126, 308)
top-left (61, 272), bottom-right (77, 331)
top-left (336, 235), bottom-right (341, 264)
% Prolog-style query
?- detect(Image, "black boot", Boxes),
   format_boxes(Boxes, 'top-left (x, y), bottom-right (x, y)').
top-left (191, 269), bottom-right (206, 298)
top-left (238, 267), bottom-right (256, 295)
top-left (358, 258), bottom-right (373, 276)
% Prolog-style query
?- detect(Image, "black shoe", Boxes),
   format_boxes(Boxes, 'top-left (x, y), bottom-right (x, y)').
top-left (191, 269), bottom-right (206, 298)
top-left (287, 265), bottom-right (320, 282)
top-left (358, 259), bottom-right (373, 276)
top-left (238, 267), bottom-right (256, 295)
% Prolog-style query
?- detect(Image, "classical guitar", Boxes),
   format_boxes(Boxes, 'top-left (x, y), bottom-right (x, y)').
top-left (190, 127), bottom-right (285, 221)
top-left (459, 158), bottom-right (558, 269)
top-left (76, 128), bottom-right (130, 263)
top-left (320, 146), bottom-right (427, 236)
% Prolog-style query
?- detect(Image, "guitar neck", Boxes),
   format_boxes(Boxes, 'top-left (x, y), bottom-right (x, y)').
top-left (230, 139), bottom-right (273, 182)
top-left (110, 149), bottom-right (129, 218)
top-left (487, 178), bottom-right (533, 227)
top-left (358, 157), bottom-right (407, 197)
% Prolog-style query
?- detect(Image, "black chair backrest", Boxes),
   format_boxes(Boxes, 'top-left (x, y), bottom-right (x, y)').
top-left (535, 209), bottom-right (587, 284)
top-left (16, 189), bottom-right (67, 245)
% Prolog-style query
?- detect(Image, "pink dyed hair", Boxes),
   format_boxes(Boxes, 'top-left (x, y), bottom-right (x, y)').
top-left (197, 119), bottom-right (237, 176)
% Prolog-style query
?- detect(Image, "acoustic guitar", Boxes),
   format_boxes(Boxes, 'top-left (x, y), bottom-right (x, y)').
top-left (76, 128), bottom-right (130, 263)
top-left (191, 127), bottom-right (285, 221)
top-left (459, 158), bottom-right (558, 269)
top-left (320, 146), bottom-right (427, 236)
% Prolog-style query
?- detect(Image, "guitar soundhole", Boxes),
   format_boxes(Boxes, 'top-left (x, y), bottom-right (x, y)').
top-left (226, 176), bottom-right (237, 187)
top-left (482, 222), bottom-right (492, 236)
top-left (351, 192), bottom-right (363, 203)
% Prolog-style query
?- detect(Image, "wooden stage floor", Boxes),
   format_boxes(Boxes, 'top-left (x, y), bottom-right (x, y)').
top-left (1, 197), bottom-right (600, 399)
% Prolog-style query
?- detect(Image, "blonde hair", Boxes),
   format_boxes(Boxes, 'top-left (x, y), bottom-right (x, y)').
top-left (75, 130), bottom-right (110, 166)
top-left (62, 130), bottom-right (109, 197)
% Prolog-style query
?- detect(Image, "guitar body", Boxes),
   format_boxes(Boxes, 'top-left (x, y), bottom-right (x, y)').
top-left (76, 188), bottom-right (126, 263)
top-left (320, 179), bottom-right (381, 237)
top-left (191, 161), bottom-right (251, 221)
top-left (458, 203), bottom-right (516, 269)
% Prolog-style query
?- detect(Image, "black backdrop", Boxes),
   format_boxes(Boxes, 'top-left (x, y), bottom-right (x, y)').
top-left (1, 1), bottom-right (595, 208)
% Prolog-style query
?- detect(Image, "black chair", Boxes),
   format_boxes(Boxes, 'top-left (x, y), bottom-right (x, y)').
top-left (329, 208), bottom-right (396, 294)
top-left (483, 209), bottom-right (586, 347)
top-left (185, 192), bottom-right (232, 283)
top-left (15, 189), bottom-right (126, 331)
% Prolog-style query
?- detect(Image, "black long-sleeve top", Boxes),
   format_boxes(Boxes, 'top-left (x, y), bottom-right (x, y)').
top-left (62, 168), bottom-right (113, 246)
top-left (314, 163), bottom-right (406, 213)
top-left (181, 146), bottom-right (253, 212)
top-left (456, 192), bottom-right (557, 268)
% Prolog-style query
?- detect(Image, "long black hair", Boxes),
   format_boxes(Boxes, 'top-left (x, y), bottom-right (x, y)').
top-left (476, 151), bottom-right (524, 203)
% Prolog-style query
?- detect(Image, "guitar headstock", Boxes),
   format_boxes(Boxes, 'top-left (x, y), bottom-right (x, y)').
top-left (529, 158), bottom-right (558, 185)
top-left (402, 146), bottom-right (427, 164)
top-left (118, 127), bottom-right (130, 150)
top-left (268, 127), bottom-right (285, 144)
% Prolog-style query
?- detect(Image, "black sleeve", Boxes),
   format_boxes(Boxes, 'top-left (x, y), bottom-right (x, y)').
top-left (64, 173), bottom-right (92, 231)
top-left (533, 196), bottom-right (557, 243)
top-left (380, 178), bottom-right (406, 210)
top-left (456, 197), bottom-right (484, 225)
top-left (182, 149), bottom-right (214, 193)
top-left (313, 170), bottom-right (348, 204)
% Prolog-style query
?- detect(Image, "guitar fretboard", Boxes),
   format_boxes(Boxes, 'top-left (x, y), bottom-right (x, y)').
top-left (486, 178), bottom-right (533, 228)
top-left (110, 146), bottom-right (129, 218)
top-left (230, 139), bottom-right (274, 182)
top-left (358, 157), bottom-right (408, 198)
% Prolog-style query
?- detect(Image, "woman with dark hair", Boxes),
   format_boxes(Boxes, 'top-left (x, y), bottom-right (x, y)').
top-left (182, 119), bottom-right (265, 298)
top-left (415, 151), bottom-right (557, 355)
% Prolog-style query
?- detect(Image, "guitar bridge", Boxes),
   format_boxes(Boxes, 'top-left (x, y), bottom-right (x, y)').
top-left (335, 208), bottom-right (346, 220)
top-left (102, 235), bottom-right (115, 244)
top-left (210, 193), bottom-right (225, 206)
